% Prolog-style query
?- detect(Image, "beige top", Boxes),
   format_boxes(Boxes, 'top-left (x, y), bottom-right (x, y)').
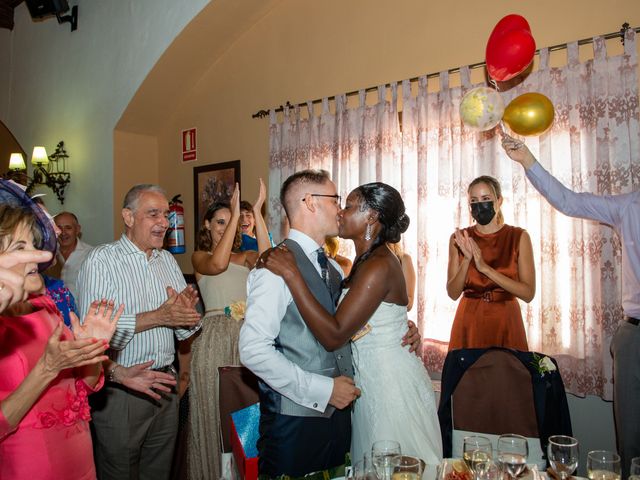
top-left (197, 262), bottom-right (250, 312)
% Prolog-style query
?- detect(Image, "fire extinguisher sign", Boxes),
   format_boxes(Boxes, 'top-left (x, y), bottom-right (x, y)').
top-left (182, 128), bottom-right (197, 163)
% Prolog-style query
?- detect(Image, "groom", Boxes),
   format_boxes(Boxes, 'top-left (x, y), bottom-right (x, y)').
top-left (240, 170), bottom-right (420, 478)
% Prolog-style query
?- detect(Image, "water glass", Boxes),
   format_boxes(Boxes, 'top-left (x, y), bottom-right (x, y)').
top-left (587, 450), bottom-right (621, 480)
top-left (497, 434), bottom-right (528, 479)
top-left (547, 435), bottom-right (579, 479)
top-left (372, 440), bottom-right (402, 480)
top-left (631, 457), bottom-right (640, 476)
top-left (391, 455), bottom-right (423, 480)
top-left (463, 435), bottom-right (493, 478)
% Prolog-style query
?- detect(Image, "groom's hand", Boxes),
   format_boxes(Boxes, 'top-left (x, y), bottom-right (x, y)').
top-left (329, 376), bottom-right (361, 409)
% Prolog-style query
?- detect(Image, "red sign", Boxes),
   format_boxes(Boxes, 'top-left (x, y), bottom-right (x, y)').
top-left (182, 128), bottom-right (197, 162)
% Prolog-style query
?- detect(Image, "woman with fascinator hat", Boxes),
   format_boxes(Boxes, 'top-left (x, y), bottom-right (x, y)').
top-left (446, 175), bottom-right (535, 351)
top-left (0, 179), bottom-right (124, 479)
top-left (260, 182), bottom-right (443, 467)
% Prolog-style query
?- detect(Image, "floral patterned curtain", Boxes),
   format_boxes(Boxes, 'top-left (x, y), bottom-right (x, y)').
top-left (268, 29), bottom-right (639, 399)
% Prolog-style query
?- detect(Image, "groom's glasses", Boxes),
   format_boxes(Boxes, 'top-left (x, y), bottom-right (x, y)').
top-left (303, 194), bottom-right (342, 208)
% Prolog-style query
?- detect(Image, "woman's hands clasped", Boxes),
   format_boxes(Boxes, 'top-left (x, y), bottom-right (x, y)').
top-left (454, 228), bottom-right (490, 275)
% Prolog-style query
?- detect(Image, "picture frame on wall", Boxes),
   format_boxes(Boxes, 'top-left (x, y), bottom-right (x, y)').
top-left (193, 160), bottom-right (241, 242)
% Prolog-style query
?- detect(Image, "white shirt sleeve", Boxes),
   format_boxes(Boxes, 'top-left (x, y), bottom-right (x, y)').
top-left (239, 268), bottom-right (334, 413)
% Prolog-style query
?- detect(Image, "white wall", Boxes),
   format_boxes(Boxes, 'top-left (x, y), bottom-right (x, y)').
top-left (0, 0), bottom-right (209, 244)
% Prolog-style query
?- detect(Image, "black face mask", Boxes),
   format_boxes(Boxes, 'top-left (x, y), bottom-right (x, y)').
top-left (470, 201), bottom-right (496, 225)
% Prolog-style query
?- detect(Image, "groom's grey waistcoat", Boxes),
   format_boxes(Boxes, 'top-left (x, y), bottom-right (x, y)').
top-left (259, 239), bottom-right (354, 418)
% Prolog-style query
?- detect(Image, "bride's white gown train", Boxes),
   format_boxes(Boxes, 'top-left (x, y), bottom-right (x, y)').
top-left (348, 294), bottom-right (443, 466)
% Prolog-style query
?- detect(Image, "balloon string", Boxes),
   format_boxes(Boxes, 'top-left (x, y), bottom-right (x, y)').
top-left (490, 78), bottom-right (500, 92)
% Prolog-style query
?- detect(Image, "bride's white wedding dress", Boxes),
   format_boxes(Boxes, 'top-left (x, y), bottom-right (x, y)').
top-left (346, 292), bottom-right (443, 465)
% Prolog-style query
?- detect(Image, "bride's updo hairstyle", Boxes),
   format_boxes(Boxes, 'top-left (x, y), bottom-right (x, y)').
top-left (346, 182), bottom-right (410, 283)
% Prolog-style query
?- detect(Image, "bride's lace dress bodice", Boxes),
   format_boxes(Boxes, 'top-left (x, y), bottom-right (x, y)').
top-left (342, 290), bottom-right (443, 466)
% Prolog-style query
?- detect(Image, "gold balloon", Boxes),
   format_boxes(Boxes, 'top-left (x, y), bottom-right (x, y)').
top-left (502, 93), bottom-right (555, 136)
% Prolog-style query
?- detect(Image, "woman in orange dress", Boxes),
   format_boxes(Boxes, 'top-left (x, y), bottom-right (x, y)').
top-left (446, 175), bottom-right (535, 351)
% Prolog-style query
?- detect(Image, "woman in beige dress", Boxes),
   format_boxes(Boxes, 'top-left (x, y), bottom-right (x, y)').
top-left (188, 181), bottom-right (270, 479)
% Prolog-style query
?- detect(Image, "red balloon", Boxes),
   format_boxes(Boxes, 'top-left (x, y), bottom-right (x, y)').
top-left (488, 14), bottom-right (531, 43)
top-left (486, 28), bottom-right (536, 81)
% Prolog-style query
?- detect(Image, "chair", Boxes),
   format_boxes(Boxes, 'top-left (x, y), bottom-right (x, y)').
top-left (438, 348), bottom-right (572, 469)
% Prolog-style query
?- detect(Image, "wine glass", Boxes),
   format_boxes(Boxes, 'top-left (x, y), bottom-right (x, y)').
top-left (587, 450), bottom-right (621, 480)
top-left (463, 435), bottom-right (493, 478)
top-left (471, 449), bottom-right (494, 480)
top-left (372, 440), bottom-right (402, 480)
top-left (497, 434), bottom-right (528, 479)
top-left (547, 435), bottom-right (579, 479)
top-left (391, 455), bottom-right (423, 480)
top-left (631, 457), bottom-right (640, 477)
top-left (350, 453), bottom-right (379, 480)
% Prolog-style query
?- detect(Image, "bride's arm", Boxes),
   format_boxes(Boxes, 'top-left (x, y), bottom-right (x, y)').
top-left (262, 248), bottom-right (390, 350)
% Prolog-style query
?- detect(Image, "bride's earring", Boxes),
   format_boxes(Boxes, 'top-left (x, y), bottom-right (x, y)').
top-left (364, 224), bottom-right (372, 241)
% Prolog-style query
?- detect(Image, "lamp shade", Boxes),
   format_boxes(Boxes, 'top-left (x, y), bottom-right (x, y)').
top-left (32, 146), bottom-right (49, 165)
top-left (9, 153), bottom-right (26, 170)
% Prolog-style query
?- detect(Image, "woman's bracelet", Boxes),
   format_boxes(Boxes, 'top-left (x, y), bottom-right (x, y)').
top-left (108, 364), bottom-right (121, 383)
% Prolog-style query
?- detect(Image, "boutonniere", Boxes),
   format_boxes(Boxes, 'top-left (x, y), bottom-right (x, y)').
top-left (224, 300), bottom-right (246, 321)
top-left (531, 353), bottom-right (557, 376)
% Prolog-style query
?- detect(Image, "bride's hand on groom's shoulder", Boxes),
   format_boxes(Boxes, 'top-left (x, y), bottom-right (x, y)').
top-left (329, 375), bottom-right (361, 409)
top-left (402, 320), bottom-right (422, 356)
top-left (257, 245), bottom-right (298, 281)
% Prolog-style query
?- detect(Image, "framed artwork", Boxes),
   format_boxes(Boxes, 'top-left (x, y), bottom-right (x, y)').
top-left (193, 160), bottom-right (241, 242)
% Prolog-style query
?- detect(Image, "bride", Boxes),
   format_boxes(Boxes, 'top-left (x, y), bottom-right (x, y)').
top-left (262, 182), bottom-right (442, 465)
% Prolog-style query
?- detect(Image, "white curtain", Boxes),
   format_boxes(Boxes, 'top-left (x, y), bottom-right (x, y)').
top-left (267, 29), bottom-right (639, 399)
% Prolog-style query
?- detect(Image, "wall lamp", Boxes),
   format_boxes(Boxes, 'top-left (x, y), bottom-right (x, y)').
top-left (4, 141), bottom-right (71, 204)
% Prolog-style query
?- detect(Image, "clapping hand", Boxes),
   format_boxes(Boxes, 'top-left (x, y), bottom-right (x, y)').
top-left (229, 182), bottom-right (241, 218)
top-left (254, 178), bottom-right (266, 211)
top-left (0, 250), bottom-right (53, 313)
top-left (117, 360), bottom-right (177, 401)
top-left (453, 228), bottom-right (473, 260)
top-left (469, 237), bottom-right (490, 274)
top-left (71, 299), bottom-right (124, 343)
top-left (157, 286), bottom-right (201, 328)
top-left (41, 322), bottom-right (109, 377)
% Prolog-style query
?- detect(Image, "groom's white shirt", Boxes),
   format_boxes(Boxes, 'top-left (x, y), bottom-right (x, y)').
top-left (239, 229), bottom-right (343, 413)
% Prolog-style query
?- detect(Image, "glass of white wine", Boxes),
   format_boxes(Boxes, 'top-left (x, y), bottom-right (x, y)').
top-left (463, 436), bottom-right (493, 472)
top-left (372, 440), bottom-right (402, 480)
top-left (587, 450), bottom-right (621, 480)
top-left (547, 435), bottom-right (579, 480)
top-left (497, 434), bottom-right (528, 480)
top-left (391, 455), bottom-right (423, 480)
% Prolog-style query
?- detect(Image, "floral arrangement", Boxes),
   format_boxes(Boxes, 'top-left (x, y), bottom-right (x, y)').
top-left (225, 300), bottom-right (246, 321)
top-left (531, 353), bottom-right (557, 376)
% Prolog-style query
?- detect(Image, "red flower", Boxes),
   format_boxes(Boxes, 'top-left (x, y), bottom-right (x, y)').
top-left (38, 412), bottom-right (58, 429)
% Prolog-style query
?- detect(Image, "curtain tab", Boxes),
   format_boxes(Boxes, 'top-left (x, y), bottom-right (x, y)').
top-left (439, 71), bottom-right (449, 90)
top-left (377, 85), bottom-right (386, 105)
top-left (269, 109), bottom-right (277, 125)
top-left (592, 36), bottom-right (606, 62)
top-left (567, 41), bottom-right (580, 65)
top-left (390, 82), bottom-right (398, 109)
top-left (336, 94), bottom-right (345, 113)
top-left (306, 101), bottom-right (313, 119)
top-left (358, 89), bottom-right (366, 107)
top-left (624, 28), bottom-right (636, 57)
top-left (418, 75), bottom-right (427, 95)
top-left (322, 98), bottom-right (330, 114)
top-left (539, 48), bottom-right (550, 70)
top-left (460, 66), bottom-right (471, 89)
top-left (402, 79), bottom-right (412, 101)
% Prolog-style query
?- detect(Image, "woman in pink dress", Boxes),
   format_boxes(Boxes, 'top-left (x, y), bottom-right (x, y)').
top-left (0, 199), bottom-right (122, 479)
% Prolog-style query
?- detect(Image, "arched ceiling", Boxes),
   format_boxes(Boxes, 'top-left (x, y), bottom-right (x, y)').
top-left (116, 0), bottom-right (281, 136)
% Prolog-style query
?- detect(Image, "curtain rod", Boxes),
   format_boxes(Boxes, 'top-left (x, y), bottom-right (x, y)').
top-left (252, 23), bottom-right (639, 119)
